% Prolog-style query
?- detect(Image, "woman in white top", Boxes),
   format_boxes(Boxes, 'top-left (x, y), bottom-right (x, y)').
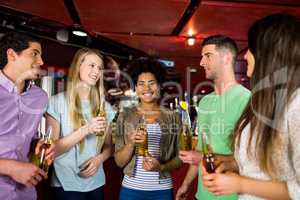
top-left (201, 13), bottom-right (300, 199)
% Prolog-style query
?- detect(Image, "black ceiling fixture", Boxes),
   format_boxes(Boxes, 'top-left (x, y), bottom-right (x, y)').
top-left (63, 0), bottom-right (82, 25)
top-left (171, 0), bottom-right (201, 36)
top-left (0, 5), bottom-right (146, 60)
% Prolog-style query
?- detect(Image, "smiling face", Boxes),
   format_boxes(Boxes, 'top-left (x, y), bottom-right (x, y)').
top-left (11, 42), bottom-right (44, 81)
top-left (200, 44), bottom-right (224, 80)
top-left (79, 53), bottom-right (103, 86)
top-left (135, 72), bottom-right (160, 104)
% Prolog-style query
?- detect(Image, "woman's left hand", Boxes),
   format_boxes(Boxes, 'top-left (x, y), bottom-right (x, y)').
top-left (142, 155), bottom-right (161, 171)
top-left (79, 156), bottom-right (102, 178)
top-left (202, 166), bottom-right (242, 196)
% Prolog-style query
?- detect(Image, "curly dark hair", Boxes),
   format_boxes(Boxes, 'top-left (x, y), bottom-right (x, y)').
top-left (0, 32), bottom-right (41, 69)
top-left (126, 57), bottom-right (167, 87)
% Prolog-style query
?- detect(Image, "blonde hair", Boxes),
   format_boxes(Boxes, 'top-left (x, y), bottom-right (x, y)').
top-left (66, 48), bottom-right (104, 153)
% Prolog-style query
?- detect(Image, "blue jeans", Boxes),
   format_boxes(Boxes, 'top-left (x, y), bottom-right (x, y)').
top-left (119, 187), bottom-right (173, 200)
top-left (52, 186), bottom-right (104, 200)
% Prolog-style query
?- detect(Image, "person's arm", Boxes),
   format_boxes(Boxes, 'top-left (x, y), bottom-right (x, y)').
top-left (176, 165), bottom-right (199, 200)
top-left (79, 126), bottom-right (113, 177)
top-left (0, 159), bottom-right (46, 187)
top-left (285, 93), bottom-right (300, 199)
top-left (159, 156), bottom-right (182, 172)
top-left (114, 130), bottom-right (143, 167)
top-left (46, 114), bottom-right (87, 157)
top-left (202, 171), bottom-right (290, 200)
top-left (114, 112), bottom-right (139, 168)
top-left (46, 113), bottom-right (105, 157)
top-left (240, 177), bottom-right (289, 200)
top-left (214, 154), bottom-right (239, 173)
top-left (97, 125), bottom-right (113, 163)
top-left (114, 142), bottom-right (135, 167)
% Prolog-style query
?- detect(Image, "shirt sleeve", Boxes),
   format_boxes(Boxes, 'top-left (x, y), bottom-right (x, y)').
top-left (286, 91), bottom-right (300, 199)
top-left (114, 111), bottom-right (126, 152)
top-left (46, 94), bottom-right (61, 123)
top-left (237, 89), bottom-right (251, 117)
top-left (105, 101), bottom-right (115, 123)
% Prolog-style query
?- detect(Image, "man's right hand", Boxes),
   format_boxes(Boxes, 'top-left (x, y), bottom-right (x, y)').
top-left (8, 160), bottom-right (47, 187)
top-left (176, 184), bottom-right (189, 200)
top-left (179, 150), bottom-right (202, 165)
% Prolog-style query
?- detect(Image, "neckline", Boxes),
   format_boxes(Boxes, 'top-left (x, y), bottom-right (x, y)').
top-left (212, 84), bottom-right (240, 97)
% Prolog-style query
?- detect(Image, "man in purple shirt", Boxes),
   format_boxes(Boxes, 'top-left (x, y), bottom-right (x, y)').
top-left (0, 32), bottom-right (55, 200)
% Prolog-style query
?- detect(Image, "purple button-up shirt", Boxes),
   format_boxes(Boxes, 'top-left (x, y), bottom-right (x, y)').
top-left (0, 71), bottom-right (48, 200)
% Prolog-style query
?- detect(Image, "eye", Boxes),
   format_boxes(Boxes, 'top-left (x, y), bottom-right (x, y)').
top-left (33, 52), bottom-right (38, 57)
top-left (98, 65), bottom-right (103, 70)
top-left (137, 82), bottom-right (144, 87)
top-left (149, 81), bottom-right (156, 86)
top-left (89, 63), bottom-right (96, 68)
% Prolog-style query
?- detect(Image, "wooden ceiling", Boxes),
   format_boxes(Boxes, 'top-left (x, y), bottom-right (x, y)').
top-left (1, 0), bottom-right (300, 89)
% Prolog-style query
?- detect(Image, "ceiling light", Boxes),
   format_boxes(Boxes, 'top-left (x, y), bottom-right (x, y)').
top-left (72, 30), bottom-right (87, 37)
top-left (71, 25), bottom-right (88, 37)
top-left (187, 37), bottom-right (196, 46)
top-left (187, 29), bottom-right (194, 36)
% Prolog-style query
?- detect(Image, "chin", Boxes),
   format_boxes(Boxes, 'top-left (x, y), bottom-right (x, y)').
top-left (140, 98), bottom-right (154, 103)
top-left (87, 81), bottom-right (97, 86)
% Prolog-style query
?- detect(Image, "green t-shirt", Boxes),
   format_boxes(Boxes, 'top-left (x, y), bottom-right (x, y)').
top-left (196, 84), bottom-right (251, 200)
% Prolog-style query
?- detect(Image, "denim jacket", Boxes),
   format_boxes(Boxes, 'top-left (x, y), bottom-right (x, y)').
top-left (114, 106), bottom-right (182, 179)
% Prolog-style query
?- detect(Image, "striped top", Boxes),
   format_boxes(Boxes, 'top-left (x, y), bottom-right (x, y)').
top-left (122, 123), bottom-right (173, 191)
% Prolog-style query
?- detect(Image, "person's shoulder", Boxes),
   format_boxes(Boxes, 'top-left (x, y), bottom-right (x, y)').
top-left (49, 92), bottom-right (66, 101)
top-left (30, 85), bottom-right (48, 103)
top-left (199, 91), bottom-right (215, 103)
top-left (231, 84), bottom-right (251, 101)
top-left (160, 106), bottom-right (176, 116)
top-left (122, 106), bottom-right (136, 113)
top-left (235, 84), bottom-right (251, 95)
top-left (288, 88), bottom-right (300, 109)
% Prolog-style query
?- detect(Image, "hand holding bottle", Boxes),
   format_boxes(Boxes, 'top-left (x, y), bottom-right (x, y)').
top-left (128, 129), bottom-right (147, 145)
top-left (83, 116), bottom-right (107, 136)
top-left (143, 154), bottom-right (160, 171)
top-left (179, 150), bottom-right (202, 165)
top-left (32, 126), bottom-right (55, 175)
top-left (202, 164), bottom-right (242, 196)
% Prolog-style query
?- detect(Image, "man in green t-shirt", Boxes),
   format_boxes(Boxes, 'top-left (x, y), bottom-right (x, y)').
top-left (176, 35), bottom-right (251, 200)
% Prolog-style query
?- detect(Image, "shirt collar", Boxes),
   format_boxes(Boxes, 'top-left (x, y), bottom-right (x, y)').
top-left (0, 70), bottom-right (34, 93)
top-left (0, 70), bottom-right (16, 93)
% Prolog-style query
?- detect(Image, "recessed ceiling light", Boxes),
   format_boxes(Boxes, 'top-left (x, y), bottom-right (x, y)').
top-left (72, 30), bottom-right (87, 37)
top-left (187, 37), bottom-right (196, 46)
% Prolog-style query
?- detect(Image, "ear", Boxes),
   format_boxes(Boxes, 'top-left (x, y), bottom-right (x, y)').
top-left (223, 52), bottom-right (233, 67)
top-left (6, 48), bottom-right (17, 62)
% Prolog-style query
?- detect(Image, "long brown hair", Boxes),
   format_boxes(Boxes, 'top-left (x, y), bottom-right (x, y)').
top-left (66, 48), bottom-right (104, 152)
top-left (233, 13), bottom-right (300, 177)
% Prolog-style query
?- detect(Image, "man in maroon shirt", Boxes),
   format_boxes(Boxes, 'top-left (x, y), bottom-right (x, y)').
top-left (0, 32), bottom-right (55, 200)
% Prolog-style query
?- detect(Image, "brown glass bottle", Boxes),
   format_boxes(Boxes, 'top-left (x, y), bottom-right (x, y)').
top-left (202, 132), bottom-right (216, 173)
top-left (179, 124), bottom-right (192, 151)
top-left (96, 106), bottom-right (106, 136)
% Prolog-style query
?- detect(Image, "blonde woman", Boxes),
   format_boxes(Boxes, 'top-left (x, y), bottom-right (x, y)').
top-left (46, 48), bottom-right (115, 200)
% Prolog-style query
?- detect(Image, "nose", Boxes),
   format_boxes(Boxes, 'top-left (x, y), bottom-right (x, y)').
top-left (37, 56), bottom-right (44, 66)
top-left (244, 52), bottom-right (247, 60)
top-left (94, 66), bottom-right (102, 75)
top-left (143, 83), bottom-right (151, 90)
top-left (200, 57), bottom-right (205, 68)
